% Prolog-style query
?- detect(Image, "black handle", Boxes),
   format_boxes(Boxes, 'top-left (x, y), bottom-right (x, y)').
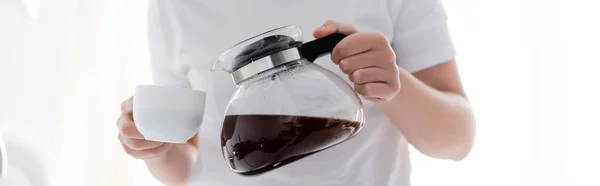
top-left (300, 33), bottom-right (347, 62)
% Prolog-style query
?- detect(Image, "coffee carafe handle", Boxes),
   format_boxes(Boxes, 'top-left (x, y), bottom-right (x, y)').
top-left (300, 33), bottom-right (347, 62)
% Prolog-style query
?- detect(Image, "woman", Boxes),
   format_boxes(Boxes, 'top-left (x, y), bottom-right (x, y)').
top-left (116, 0), bottom-right (476, 185)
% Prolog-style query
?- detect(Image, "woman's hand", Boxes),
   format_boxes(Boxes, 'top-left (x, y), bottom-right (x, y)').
top-left (313, 20), bottom-right (401, 101)
top-left (117, 96), bottom-right (200, 185)
top-left (117, 96), bottom-right (173, 159)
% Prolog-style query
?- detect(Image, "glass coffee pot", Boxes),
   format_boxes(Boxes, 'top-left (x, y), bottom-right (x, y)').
top-left (212, 25), bottom-right (364, 176)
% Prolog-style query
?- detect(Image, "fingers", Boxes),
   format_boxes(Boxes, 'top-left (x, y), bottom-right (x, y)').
top-left (117, 96), bottom-right (172, 159)
top-left (117, 114), bottom-right (144, 139)
top-left (312, 20), bottom-right (401, 102)
top-left (120, 134), bottom-right (164, 151)
top-left (338, 50), bottom-right (397, 73)
top-left (350, 66), bottom-right (401, 100)
top-left (121, 140), bottom-right (172, 160)
top-left (349, 67), bottom-right (399, 85)
top-left (121, 96), bottom-right (133, 113)
top-left (313, 20), bottom-right (359, 38)
top-left (118, 97), bottom-right (142, 139)
top-left (332, 33), bottom-right (392, 64)
top-left (354, 82), bottom-right (400, 101)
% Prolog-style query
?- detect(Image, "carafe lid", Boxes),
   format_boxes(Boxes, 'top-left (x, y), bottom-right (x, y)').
top-left (231, 35), bottom-right (301, 72)
top-left (212, 25), bottom-right (304, 74)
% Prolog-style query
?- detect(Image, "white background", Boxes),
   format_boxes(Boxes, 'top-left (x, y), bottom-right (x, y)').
top-left (0, 0), bottom-right (599, 185)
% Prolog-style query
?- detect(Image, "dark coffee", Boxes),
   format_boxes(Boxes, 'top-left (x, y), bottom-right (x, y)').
top-left (221, 114), bottom-right (362, 176)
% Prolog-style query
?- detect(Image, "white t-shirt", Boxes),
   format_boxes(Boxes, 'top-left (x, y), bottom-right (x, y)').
top-left (147, 0), bottom-right (456, 185)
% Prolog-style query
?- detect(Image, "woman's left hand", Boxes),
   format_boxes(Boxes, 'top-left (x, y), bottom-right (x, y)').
top-left (313, 20), bottom-right (401, 101)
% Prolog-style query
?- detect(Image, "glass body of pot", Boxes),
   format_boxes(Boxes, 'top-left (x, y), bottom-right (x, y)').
top-left (220, 59), bottom-right (364, 176)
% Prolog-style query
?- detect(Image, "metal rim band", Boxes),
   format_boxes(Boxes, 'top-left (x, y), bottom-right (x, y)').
top-left (231, 47), bottom-right (302, 85)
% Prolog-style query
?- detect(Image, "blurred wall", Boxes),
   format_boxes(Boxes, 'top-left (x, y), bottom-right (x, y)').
top-left (0, 0), bottom-right (70, 185)
top-left (0, 0), bottom-right (68, 137)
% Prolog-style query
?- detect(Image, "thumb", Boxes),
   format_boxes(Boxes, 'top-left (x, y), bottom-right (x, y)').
top-left (312, 20), bottom-right (358, 39)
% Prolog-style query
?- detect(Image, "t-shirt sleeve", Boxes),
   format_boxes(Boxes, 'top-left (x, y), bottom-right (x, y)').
top-left (388, 0), bottom-right (457, 73)
top-left (147, 0), bottom-right (191, 88)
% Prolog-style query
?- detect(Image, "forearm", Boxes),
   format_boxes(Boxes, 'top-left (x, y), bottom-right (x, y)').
top-left (145, 142), bottom-right (199, 186)
top-left (377, 68), bottom-right (476, 161)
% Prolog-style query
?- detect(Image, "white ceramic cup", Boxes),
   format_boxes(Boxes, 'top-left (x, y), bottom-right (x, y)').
top-left (133, 85), bottom-right (206, 143)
